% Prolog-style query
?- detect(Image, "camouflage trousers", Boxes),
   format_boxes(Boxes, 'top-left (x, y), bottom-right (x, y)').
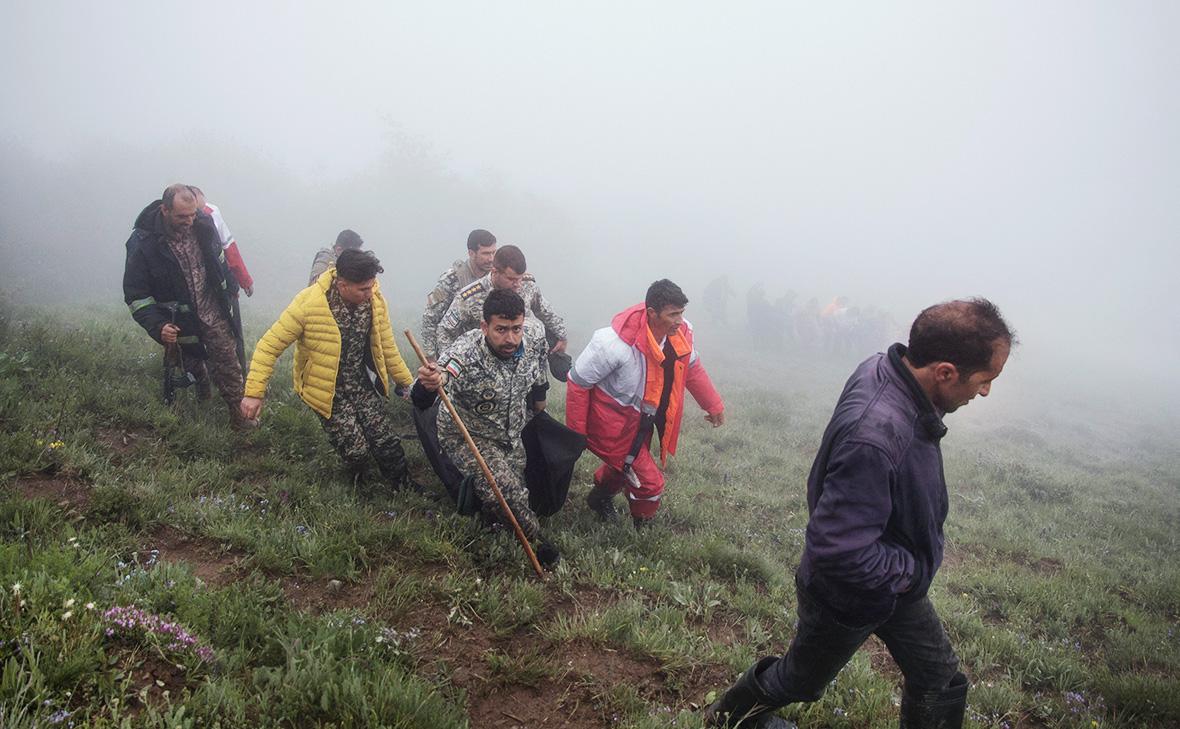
top-left (184, 321), bottom-right (243, 407)
top-left (319, 389), bottom-right (409, 486)
top-left (230, 296), bottom-right (248, 376)
top-left (442, 434), bottom-right (539, 540)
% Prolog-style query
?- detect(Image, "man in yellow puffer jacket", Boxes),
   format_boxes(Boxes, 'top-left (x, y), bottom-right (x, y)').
top-left (241, 250), bottom-right (418, 492)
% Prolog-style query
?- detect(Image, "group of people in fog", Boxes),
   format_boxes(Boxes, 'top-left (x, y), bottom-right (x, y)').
top-left (121, 184), bottom-right (726, 563)
top-left (122, 183), bottom-right (1016, 729)
top-left (703, 275), bottom-right (898, 357)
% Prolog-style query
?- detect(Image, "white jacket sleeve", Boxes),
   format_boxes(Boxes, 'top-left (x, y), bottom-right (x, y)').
top-left (569, 327), bottom-right (623, 388)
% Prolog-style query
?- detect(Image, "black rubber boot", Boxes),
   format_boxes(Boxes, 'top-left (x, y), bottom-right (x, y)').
top-left (586, 485), bottom-right (618, 521)
top-left (703, 657), bottom-right (795, 728)
top-left (535, 540), bottom-right (561, 570)
top-left (899, 672), bottom-right (968, 729)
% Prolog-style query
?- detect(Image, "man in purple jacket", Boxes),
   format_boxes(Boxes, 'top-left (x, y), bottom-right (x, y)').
top-left (706, 299), bottom-right (1015, 729)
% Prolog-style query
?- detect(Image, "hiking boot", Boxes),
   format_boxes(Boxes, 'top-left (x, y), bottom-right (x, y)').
top-left (586, 486), bottom-right (618, 521)
top-left (633, 515), bottom-right (654, 530)
top-left (377, 450), bottom-right (424, 494)
top-left (536, 540), bottom-right (561, 570)
top-left (383, 466), bottom-right (438, 499)
top-left (395, 476), bottom-right (434, 497)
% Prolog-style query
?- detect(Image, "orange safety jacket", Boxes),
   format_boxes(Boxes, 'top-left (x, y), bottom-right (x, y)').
top-left (566, 303), bottom-right (723, 470)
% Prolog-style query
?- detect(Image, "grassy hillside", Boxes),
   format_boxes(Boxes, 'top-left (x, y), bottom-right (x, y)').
top-left (1, 304), bottom-right (1177, 728)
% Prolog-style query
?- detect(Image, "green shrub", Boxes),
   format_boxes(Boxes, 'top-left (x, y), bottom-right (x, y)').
top-left (87, 484), bottom-right (144, 530)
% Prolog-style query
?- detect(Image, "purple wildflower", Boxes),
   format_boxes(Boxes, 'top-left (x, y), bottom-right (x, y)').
top-left (102, 606), bottom-right (215, 662)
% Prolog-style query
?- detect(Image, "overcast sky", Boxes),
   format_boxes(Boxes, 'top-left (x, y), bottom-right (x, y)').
top-left (2, 1), bottom-right (1178, 405)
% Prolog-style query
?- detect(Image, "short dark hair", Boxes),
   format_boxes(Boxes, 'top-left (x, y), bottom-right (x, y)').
top-left (907, 298), bottom-right (1017, 377)
top-left (483, 288), bottom-right (526, 322)
top-left (645, 279), bottom-right (689, 312)
top-left (335, 249), bottom-right (383, 282)
top-left (467, 229), bottom-right (497, 251)
top-left (335, 229), bottom-right (364, 250)
top-left (493, 245), bottom-right (526, 274)
top-left (161, 183), bottom-right (195, 209)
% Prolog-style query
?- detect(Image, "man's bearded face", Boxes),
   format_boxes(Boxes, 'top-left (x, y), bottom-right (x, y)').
top-left (163, 197), bottom-right (199, 231)
top-left (481, 314), bottom-right (525, 357)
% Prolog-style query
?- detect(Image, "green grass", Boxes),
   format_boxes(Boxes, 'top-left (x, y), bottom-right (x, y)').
top-left (1, 303), bottom-right (1178, 727)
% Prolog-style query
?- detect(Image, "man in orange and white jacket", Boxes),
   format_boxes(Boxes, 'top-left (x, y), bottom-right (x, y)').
top-left (566, 279), bottom-right (725, 527)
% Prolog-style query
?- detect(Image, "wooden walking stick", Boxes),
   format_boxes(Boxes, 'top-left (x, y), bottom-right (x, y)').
top-left (403, 330), bottom-right (546, 579)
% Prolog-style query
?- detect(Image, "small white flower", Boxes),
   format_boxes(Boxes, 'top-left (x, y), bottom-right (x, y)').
top-left (375, 636), bottom-right (385, 643)
top-left (61, 610), bottom-right (73, 620)
top-left (64, 598), bottom-right (75, 609)
top-left (11, 583), bottom-right (21, 595)
top-left (85, 602), bottom-right (95, 610)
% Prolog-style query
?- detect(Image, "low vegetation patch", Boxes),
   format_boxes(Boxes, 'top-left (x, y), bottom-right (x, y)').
top-left (1, 306), bottom-right (1178, 727)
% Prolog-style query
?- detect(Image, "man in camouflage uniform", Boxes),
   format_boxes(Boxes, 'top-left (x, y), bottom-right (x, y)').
top-left (123, 184), bottom-right (252, 428)
top-left (413, 288), bottom-right (560, 568)
top-left (316, 266), bottom-right (414, 492)
top-left (308, 229), bottom-right (365, 285)
top-left (242, 250), bottom-right (419, 493)
top-left (436, 244), bottom-right (567, 365)
top-left (419, 229), bottom-right (498, 360)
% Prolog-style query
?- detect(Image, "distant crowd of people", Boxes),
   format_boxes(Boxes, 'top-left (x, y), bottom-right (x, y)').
top-left (121, 183), bottom-right (1016, 729)
top-left (702, 275), bottom-right (899, 357)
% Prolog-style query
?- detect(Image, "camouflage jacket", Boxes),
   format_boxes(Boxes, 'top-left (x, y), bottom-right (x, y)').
top-left (436, 329), bottom-right (549, 451)
top-left (435, 273), bottom-right (566, 355)
top-left (420, 256), bottom-right (483, 359)
top-left (308, 248), bottom-right (336, 286)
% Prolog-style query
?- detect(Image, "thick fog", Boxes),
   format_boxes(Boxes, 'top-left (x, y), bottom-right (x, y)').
top-left (2, 2), bottom-right (1178, 410)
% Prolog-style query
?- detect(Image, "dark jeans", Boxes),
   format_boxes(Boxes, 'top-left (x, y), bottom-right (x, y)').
top-left (760, 574), bottom-right (960, 705)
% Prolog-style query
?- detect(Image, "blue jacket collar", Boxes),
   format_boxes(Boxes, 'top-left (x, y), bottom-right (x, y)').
top-left (887, 343), bottom-right (947, 440)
